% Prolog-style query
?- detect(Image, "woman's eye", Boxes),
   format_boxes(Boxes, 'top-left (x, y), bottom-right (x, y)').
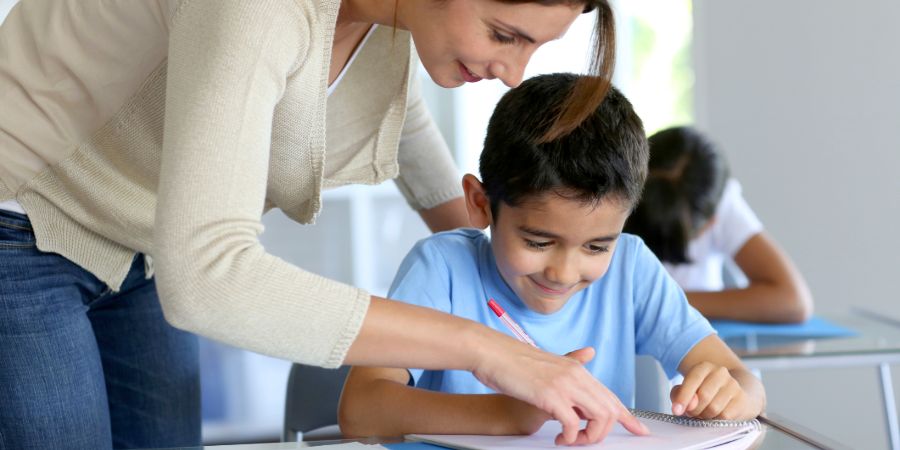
top-left (525, 239), bottom-right (551, 249)
top-left (491, 30), bottom-right (516, 44)
top-left (587, 245), bottom-right (610, 254)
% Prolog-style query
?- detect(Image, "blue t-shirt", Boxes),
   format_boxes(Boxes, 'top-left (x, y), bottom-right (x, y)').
top-left (388, 228), bottom-right (714, 406)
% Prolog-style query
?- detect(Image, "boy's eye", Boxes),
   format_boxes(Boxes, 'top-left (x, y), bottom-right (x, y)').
top-left (525, 239), bottom-right (552, 250)
top-left (491, 29), bottom-right (516, 45)
top-left (587, 244), bottom-right (610, 255)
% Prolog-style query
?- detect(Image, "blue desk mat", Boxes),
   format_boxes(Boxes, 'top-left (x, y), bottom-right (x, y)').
top-left (384, 443), bottom-right (447, 450)
top-left (710, 315), bottom-right (857, 340)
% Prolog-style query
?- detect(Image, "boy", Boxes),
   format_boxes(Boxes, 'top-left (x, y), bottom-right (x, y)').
top-left (338, 74), bottom-right (765, 443)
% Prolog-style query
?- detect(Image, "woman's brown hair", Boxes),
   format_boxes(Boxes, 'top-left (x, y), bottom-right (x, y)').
top-left (402, 0), bottom-right (615, 142)
top-left (500, 0), bottom-right (615, 143)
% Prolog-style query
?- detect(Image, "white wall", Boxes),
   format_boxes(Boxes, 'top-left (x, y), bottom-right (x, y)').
top-left (694, 1), bottom-right (900, 448)
top-left (694, 0), bottom-right (900, 316)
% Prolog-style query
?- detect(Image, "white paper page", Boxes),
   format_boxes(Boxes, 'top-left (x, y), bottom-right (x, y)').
top-left (206, 443), bottom-right (388, 449)
top-left (410, 418), bottom-right (761, 450)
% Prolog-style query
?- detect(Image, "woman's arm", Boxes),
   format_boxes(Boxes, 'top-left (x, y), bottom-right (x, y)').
top-left (671, 335), bottom-right (766, 420)
top-left (394, 75), bottom-right (467, 231)
top-left (419, 197), bottom-right (469, 232)
top-left (344, 296), bottom-right (648, 445)
top-left (338, 366), bottom-right (549, 437)
top-left (685, 232), bottom-right (813, 323)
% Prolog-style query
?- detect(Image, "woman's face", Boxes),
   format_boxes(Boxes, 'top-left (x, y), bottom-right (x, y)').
top-left (404, 1), bottom-right (584, 88)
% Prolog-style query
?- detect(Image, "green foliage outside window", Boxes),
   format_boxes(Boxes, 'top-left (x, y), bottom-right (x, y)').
top-left (625, 0), bottom-right (694, 134)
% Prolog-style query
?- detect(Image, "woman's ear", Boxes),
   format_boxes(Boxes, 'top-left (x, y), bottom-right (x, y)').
top-left (462, 174), bottom-right (492, 229)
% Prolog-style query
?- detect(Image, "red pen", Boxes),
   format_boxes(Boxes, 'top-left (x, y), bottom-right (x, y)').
top-left (487, 298), bottom-right (538, 348)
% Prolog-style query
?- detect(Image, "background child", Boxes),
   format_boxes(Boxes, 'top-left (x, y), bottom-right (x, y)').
top-left (624, 126), bottom-right (813, 323)
top-left (338, 74), bottom-right (765, 444)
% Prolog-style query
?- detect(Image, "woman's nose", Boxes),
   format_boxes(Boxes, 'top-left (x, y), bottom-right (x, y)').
top-left (488, 50), bottom-right (532, 88)
top-left (490, 64), bottom-right (523, 87)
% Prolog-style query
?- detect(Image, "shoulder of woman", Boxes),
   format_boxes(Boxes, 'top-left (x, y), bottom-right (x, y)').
top-left (169, 0), bottom-right (317, 43)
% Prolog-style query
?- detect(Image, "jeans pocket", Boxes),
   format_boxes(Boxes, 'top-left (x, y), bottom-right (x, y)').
top-left (0, 213), bottom-right (36, 248)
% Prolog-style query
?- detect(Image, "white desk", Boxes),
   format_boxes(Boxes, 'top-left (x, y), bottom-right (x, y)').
top-left (723, 311), bottom-right (900, 450)
top-left (140, 417), bottom-right (836, 449)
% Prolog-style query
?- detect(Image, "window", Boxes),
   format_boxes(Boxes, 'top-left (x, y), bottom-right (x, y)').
top-left (454, 0), bottom-right (695, 175)
top-left (617, 0), bottom-right (694, 135)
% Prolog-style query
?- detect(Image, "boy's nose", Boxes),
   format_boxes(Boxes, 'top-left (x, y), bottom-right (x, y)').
top-left (544, 258), bottom-right (580, 287)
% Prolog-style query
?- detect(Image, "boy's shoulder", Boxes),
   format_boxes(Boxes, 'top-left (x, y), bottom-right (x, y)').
top-left (419, 227), bottom-right (486, 247)
top-left (610, 233), bottom-right (660, 273)
top-left (411, 228), bottom-right (488, 261)
top-left (615, 232), bottom-right (648, 258)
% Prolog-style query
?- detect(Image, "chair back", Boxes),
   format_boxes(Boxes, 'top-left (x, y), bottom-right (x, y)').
top-left (634, 355), bottom-right (672, 413)
top-left (282, 364), bottom-right (351, 442)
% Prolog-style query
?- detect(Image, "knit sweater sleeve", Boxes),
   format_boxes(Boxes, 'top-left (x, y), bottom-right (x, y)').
top-left (393, 75), bottom-right (464, 210)
top-left (154, 0), bottom-right (369, 368)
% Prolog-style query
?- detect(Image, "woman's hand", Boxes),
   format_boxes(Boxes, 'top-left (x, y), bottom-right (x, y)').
top-left (346, 298), bottom-right (650, 444)
top-left (471, 342), bottom-right (649, 445)
top-left (670, 361), bottom-right (764, 420)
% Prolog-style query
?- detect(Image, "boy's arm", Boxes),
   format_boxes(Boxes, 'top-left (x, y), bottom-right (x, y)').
top-left (685, 233), bottom-right (814, 323)
top-left (338, 366), bottom-right (550, 438)
top-left (671, 334), bottom-right (766, 420)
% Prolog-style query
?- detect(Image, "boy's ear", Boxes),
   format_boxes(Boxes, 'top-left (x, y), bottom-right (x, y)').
top-left (462, 174), bottom-right (492, 229)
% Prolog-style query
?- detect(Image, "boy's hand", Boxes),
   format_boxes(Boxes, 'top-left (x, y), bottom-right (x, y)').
top-left (670, 361), bottom-right (762, 420)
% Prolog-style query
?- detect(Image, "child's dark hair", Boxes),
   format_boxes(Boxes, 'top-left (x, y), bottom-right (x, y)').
top-left (623, 126), bottom-right (730, 264)
top-left (479, 73), bottom-right (647, 218)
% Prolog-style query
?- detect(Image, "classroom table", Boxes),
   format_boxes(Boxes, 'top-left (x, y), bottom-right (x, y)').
top-left (721, 310), bottom-right (900, 450)
top-left (139, 413), bottom-right (841, 449)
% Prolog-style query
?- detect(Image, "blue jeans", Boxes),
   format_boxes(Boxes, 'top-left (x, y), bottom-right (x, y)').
top-left (0, 210), bottom-right (201, 449)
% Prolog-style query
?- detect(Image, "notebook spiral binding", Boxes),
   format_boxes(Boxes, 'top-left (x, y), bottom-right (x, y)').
top-left (629, 409), bottom-right (762, 431)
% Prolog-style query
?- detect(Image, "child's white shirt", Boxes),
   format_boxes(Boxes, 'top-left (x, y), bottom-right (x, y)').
top-left (663, 179), bottom-right (763, 291)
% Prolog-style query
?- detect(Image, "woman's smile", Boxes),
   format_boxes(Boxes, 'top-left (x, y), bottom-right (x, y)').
top-left (458, 61), bottom-right (484, 82)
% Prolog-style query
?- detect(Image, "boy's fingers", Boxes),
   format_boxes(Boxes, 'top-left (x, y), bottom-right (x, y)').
top-left (670, 385), bottom-right (687, 415)
top-left (687, 394), bottom-right (699, 412)
top-left (696, 392), bottom-right (727, 419)
top-left (672, 365), bottom-right (712, 414)
top-left (718, 397), bottom-right (743, 420)
top-left (689, 368), bottom-right (729, 416)
top-left (697, 379), bottom-right (739, 419)
top-left (700, 392), bottom-right (732, 419)
top-left (669, 385), bottom-right (700, 415)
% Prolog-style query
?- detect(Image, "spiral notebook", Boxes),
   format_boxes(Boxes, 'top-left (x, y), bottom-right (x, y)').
top-left (408, 409), bottom-right (761, 450)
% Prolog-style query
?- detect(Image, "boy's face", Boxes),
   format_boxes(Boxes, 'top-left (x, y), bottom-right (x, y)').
top-left (490, 191), bottom-right (631, 315)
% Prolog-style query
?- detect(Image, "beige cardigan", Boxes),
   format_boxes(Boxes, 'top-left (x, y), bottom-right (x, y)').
top-left (0, 0), bottom-right (462, 367)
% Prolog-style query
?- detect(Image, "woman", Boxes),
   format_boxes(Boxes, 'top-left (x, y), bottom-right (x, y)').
top-left (0, 0), bottom-right (628, 448)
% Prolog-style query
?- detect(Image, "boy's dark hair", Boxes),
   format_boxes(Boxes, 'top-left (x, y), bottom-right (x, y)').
top-left (623, 126), bottom-right (730, 264)
top-left (479, 73), bottom-right (648, 218)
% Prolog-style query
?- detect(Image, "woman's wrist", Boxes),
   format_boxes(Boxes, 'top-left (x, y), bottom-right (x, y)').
top-left (458, 317), bottom-right (498, 373)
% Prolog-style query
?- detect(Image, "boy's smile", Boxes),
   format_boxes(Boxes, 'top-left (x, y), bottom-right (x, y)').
top-left (488, 190), bottom-right (632, 315)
